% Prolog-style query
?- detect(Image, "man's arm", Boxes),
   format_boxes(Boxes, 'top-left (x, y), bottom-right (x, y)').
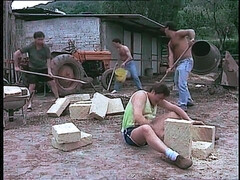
top-left (159, 100), bottom-right (204, 125)
top-left (47, 58), bottom-right (53, 76)
top-left (13, 50), bottom-right (23, 71)
top-left (166, 42), bottom-right (174, 73)
top-left (46, 46), bottom-right (53, 76)
top-left (132, 92), bottom-right (150, 125)
top-left (159, 100), bottom-right (192, 120)
top-left (121, 46), bottom-right (133, 67)
top-left (177, 29), bottom-right (195, 41)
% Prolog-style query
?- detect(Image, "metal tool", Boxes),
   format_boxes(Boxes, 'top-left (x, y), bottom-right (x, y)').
top-left (19, 69), bottom-right (88, 84)
top-left (158, 41), bottom-right (194, 83)
top-left (80, 66), bottom-right (98, 92)
top-left (107, 62), bottom-right (118, 92)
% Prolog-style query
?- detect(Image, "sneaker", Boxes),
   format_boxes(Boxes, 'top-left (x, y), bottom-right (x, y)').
top-left (174, 155), bottom-right (193, 169)
top-left (187, 101), bottom-right (194, 107)
top-left (179, 105), bottom-right (187, 112)
top-left (111, 90), bottom-right (117, 94)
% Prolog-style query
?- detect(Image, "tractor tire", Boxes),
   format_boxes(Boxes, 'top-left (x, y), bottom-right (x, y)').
top-left (51, 54), bottom-right (84, 96)
top-left (101, 68), bottom-right (115, 91)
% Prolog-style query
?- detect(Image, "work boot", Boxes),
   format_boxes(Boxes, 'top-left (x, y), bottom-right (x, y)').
top-left (187, 101), bottom-right (194, 107)
top-left (174, 155), bottom-right (193, 169)
top-left (111, 90), bottom-right (117, 94)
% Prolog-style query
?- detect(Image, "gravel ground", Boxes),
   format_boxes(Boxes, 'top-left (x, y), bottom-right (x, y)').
top-left (3, 74), bottom-right (239, 180)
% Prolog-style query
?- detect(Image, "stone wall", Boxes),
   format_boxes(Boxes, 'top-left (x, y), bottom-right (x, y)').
top-left (15, 17), bottom-right (101, 52)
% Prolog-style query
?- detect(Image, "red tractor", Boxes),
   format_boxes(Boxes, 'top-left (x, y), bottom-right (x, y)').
top-left (49, 40), bottom-right (112, 96)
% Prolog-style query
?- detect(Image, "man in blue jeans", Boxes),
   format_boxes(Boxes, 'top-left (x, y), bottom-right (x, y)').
top-left (164, 21), bottom-right (195, 112)
top-left (111, 38), bottom-right (142, 93)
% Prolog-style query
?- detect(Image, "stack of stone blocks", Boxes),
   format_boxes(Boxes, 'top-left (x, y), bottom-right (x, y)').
top-left (47, 92), bottom-right (125, 120)
top-left (164, 118), bottom-right (215, 159)
top-left (52, 122), bottom-right (92, 152)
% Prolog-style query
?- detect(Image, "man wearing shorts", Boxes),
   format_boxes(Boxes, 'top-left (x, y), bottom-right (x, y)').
top-left (121, 83), bottom-right (204, 169)
top-left (14, 31), bottom-right (59, 111)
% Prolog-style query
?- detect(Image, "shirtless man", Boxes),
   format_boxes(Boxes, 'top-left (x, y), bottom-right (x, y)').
top-left (121, 83), bottom-right (204, 169)
top-left (14, 31), bottom-right (59, 111)
top-left (164, 21), bottom-right (195, 112)
top-left (111, 38), bottom-right (142, 93)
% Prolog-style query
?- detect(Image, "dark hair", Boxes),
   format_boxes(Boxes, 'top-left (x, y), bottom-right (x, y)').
top-left (164, 21), bottom-right (177, 31)
top-left (112, 38), bottom-right (121, 44)
top-left (33, 31), bottom-right (45, 39)
top-left (149, 83), bottom-right (170, 96)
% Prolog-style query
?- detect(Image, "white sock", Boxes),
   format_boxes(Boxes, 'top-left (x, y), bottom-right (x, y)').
top-left (165, 148), bottom-right (179, 161)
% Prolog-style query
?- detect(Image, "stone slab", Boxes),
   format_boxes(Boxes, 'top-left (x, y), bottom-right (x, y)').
top-left (52, 123), bottom-right (81, 144)
top-left (164, 118), bottom-right (192, 158)
top-left (89, 92), bottom-right (109, 120)
top-left (192, 125), bottom-right (215, 148)
top-left (47, 97), bottom-right (70, 117)
top-left (69, 103), bottom-right (91, 120)
top-left (66, 94), bottom-right (91, 104)
top-left (106, 98), bottom-right (124, 115)
top-left (192, 141), bottom-right (214, 159)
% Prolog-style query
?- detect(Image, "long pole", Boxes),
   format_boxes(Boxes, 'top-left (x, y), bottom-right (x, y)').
top-left (19, 69), bottom-right (88, 84)
top-left (158, 42), bottom-right (194, 84)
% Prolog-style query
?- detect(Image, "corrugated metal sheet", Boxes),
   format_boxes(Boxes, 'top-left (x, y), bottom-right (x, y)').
top-left (12, 9), bottom-right (165, 34)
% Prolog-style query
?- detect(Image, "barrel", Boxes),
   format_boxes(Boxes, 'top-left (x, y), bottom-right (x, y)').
top-left (145, 68), bottom-right (153, 77)
top-left (191, 40), bottom-right (221, 75)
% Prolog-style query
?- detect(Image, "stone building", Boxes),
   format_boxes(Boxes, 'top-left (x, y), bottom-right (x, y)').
top-left (12, 8), bottom-right (168, 76)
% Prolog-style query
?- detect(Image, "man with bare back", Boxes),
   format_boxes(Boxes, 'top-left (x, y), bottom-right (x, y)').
top-left (111, 38), bottom-right (142, 93)
top-left (121, 83), bottom-right (204, 169)
top-left (164, 21), bottom-right (195, 112)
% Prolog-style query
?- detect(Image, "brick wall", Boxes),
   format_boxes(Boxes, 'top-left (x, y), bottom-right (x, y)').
top-left (15, 17), bottom-right (101, 52)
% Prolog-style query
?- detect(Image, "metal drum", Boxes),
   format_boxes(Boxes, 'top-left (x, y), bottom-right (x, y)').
top-left (191, 40), bottom-right (221, 75)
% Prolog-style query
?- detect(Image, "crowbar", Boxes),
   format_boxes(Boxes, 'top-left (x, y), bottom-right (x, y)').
top-left (19, 69), bottom-right (88, 84)
top-left (158, 40), bottom-right (194, 83)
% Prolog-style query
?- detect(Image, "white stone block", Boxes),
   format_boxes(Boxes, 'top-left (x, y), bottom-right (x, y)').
top-left (52, 123), bottom-right (81, 144)
top-left (51, 131), bottom-right (92, 152)
top-left (164, 118), bottom-right (192, 158)
top-left (89, 92), bottom-right (109, 120)
top-left (47, 97), bottom-right (70, 117)
top-left (66, 94), bottom-right (91, 103)
top-left (69, 103), bottom-right (91, 120)
top-left (192, 125), bottom-right (215, 148)
top-left (106, 98), bottom-right (125, 115)
top-left (192, 141), bottom-right (214, 159)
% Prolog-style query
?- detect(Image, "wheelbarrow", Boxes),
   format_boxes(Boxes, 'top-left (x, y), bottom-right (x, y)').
top-left (3, 86), bottom-right (30, 124)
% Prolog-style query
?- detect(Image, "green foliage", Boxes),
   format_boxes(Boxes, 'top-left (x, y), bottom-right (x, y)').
top-left (35, 0), bottom-right (238, 54)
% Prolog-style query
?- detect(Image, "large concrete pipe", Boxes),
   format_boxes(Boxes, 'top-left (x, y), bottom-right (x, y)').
top-left (191, 40), bottom-right (221, 75)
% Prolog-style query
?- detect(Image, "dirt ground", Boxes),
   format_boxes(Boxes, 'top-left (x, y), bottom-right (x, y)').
top-left (3, 73), bottom-right (239, 180)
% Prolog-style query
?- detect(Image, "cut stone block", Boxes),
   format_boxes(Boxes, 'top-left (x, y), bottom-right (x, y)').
top-left (89, 92), bottom-right (109, 120)
top-left (66, 94), bottom-right (91, 104)
top-left (192, 125), bottom-right (215, 148)
top-left (192, 141), bottom-right (214, 159)
top-left (52, 123), bottom-right (81, 144)
top-left (4, 86), bottom-right (22, 97)
top-left (164, 118), bottom-right (192, 158)
top-left (52, 134), bottom-right (92, 151)
top-left (47, 97), bottom-right (70, 117)
top-left (69, 103), bottom-right (91, 120)
top-left (75, 100), bottom-right (92, 104)
top-left (106, 98), bottom-right (125, 115)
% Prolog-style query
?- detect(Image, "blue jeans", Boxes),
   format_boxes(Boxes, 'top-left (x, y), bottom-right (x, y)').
top-left (174, 58), bottom-right (193, 106)
top-left (114, 60), bottom-right (142, 91)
